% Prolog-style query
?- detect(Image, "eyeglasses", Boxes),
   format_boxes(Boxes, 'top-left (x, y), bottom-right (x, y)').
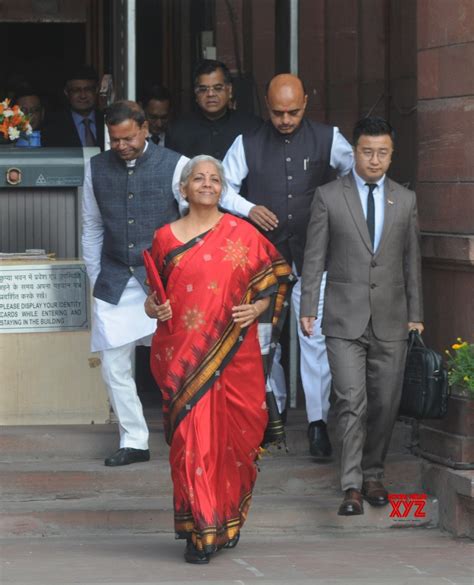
top-left (67, 86), bottom-right (97, 96)
top-left (195, 84), bottom-right (228, 95)
top-left (19, 106), bottom-right (42, 115)
top-left (357, 148), bottom-right (392, 161)
top-left (146, 114), bottom-right (169, 121)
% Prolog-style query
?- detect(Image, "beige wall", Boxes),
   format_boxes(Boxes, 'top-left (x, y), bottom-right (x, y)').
top-left (0, 331), bottom-right (109, 425)
top-left (0, 330), bottom-right (109, 425)
top-left (0, 260), bottom-right (109, 425)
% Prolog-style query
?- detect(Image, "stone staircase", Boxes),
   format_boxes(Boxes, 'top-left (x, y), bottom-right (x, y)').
top-left (0, 410), bottom-right (439, 538)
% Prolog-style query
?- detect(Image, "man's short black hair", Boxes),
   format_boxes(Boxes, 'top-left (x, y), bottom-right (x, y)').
top-left (141, 85), bottom-right (171, 108)
top-left (65, 65), bottom-right (99, 85)
top-left (14, 83), bottom-right (41, 102)
top-left (193, 60), bottom-right (232, 86)
top-left (353, 116), bottom-right (395, 146)
top-left (105, 100), bottom-right (146, 127)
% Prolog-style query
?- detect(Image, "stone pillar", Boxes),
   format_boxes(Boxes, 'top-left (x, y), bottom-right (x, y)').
top-left (324, 0), bottom-right (360, 138)
top-left (417, 0), bottom-right (474, 539)
top-left (215, 0), bottom-right (275, 117)
top-left (416, 0), bottom-right (474, 353)
top-left (299, 0), bottom-right (326, 122)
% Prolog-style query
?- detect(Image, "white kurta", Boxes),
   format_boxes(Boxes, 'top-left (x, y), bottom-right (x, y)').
top-left (222, 126), bottom-right (354, 422)
top-left (90, 278), bottom-right (154, 352)
top-left (81, 146), bottom-right (255, 352)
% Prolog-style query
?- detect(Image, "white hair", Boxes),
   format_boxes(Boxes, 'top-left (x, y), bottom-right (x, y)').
top-left (179, 154), bottom-right (228, 194)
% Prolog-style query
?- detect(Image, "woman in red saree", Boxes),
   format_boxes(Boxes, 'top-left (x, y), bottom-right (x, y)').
top-left (145, 155), bottom-right (292, 564)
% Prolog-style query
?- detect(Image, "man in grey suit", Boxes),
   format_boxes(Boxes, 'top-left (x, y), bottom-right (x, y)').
top-left (300, 117), bottom-right (424, 516)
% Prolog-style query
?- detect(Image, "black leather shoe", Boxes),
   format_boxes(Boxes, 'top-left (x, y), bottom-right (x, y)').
top-left (338, 489), bottom-right (364, 516)
top-left (104, 447), bottom-right (150, 467)
top-left (184, 541), bottom-right (209, 564)
top-left (308, 420), bottom-right (332, 458)
top-left (223, 533), bottom-right (240, 549)
top-left (362, 480), bottom-right (389, 506)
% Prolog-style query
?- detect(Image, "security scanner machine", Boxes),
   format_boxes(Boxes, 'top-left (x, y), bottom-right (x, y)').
top-left (0, 147), bottom-right (109, 424)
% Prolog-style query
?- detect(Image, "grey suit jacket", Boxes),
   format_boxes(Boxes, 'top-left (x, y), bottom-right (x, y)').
top-left (300, 173), bottom-right (423, 341)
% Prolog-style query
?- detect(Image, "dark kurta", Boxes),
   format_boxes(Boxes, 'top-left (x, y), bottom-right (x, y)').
top-left (166, 109), bottom-right (262, 160)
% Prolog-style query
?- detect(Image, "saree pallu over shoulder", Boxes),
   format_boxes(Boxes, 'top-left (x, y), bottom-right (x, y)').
top-left (149, 214), bottom-right (293, 553)
top-left (151, 215), bottom-right (293, 445)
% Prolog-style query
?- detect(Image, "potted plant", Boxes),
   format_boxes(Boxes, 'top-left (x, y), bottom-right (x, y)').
top-left (418, 338), bottom-right (474, 469)
top-left (445, 338), bottom-right (474, 398)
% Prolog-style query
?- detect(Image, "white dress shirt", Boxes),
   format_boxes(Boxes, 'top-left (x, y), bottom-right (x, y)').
top-left (82, 144), bottom-right (255, 351)
top-left (223, 127), bottom-right (354, 192)
top-left (352, 168), bottom-right (386, 252)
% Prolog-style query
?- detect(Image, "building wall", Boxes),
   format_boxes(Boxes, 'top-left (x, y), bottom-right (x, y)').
top-left (215, 0), bottom-right (474, 353)
top-left (417, 0), bottom-right (474, 353)
top-left (216, 0), bottom-right (417, 184)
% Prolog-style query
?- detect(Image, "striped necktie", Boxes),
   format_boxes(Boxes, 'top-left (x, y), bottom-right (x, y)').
top-left (82, 118), bottom-right (96, 147)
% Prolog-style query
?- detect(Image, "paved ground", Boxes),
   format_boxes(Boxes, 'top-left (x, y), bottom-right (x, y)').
top-left (1, 412), bottom-right (472, 584)
top-left (1, 530), bottom-right (472, 585)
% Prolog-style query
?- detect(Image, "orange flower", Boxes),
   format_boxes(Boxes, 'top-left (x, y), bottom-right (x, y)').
top-left (452, 342), bottom-right (468, 351)
top-left (0, 98), bottom-right (31, 140)
top-left (0, 97), bottom-right (31, 140)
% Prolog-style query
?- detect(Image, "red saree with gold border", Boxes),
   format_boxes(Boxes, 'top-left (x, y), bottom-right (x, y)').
top-left (149, 214), bottom-right (292, 553)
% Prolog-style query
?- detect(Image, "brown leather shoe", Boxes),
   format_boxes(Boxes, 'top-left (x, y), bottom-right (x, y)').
top-left (338, 489), bottom-right (364, 516)
top-left (362, 480), bottom-right (389, 506)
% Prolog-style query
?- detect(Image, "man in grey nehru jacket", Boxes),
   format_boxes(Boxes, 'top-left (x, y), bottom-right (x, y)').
top-left (82, 100), bottom-right (253, 466)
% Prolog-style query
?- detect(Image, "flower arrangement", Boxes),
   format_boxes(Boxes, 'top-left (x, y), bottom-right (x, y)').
top-left (445, 338), bottom-right (474, 394)
top-left (0, 98), bottom-right (32, 141)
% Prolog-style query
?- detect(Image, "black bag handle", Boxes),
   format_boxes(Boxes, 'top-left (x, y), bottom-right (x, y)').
top-left (408, 329), bottom-right (425, 352)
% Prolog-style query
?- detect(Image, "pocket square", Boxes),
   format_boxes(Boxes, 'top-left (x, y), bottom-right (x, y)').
top-left (387, 199), bottom-right (394, 205)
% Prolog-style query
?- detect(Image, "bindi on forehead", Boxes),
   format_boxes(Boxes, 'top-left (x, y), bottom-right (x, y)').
top-left (194, 169), bottom-right (219, 176)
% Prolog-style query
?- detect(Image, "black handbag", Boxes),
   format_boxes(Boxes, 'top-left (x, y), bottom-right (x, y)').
top-left (399, 330), bottom-right (449, 419)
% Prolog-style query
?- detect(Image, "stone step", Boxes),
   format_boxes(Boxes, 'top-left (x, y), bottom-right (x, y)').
top-left (0, 453), bottom-right (422, 500)
top-left (0, 410), bottom-right (416, 461)
top-left (0, 410), bottom-right (430, 539)
top-left (0, 491), bottom-right (438, 538)
top-left (0, 449), bottom-right (435, 538)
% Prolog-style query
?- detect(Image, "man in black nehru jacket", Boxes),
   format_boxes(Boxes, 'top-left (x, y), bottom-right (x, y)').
top-left (166, 59), bottom-right (262, 161)
top-left (223, 74), bottom-right (354, 458)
